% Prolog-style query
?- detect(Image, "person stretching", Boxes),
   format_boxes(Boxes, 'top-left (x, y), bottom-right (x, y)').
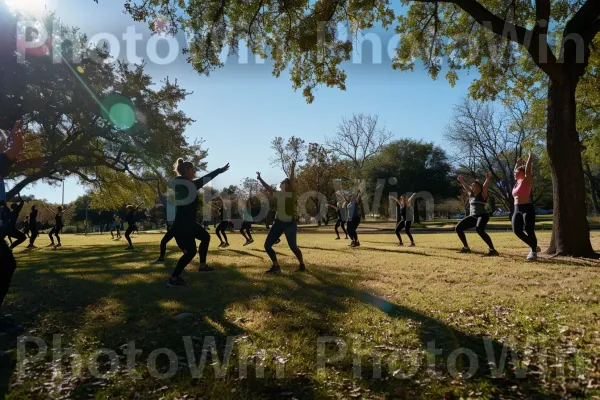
top-left (389, 193), bottom-right (417, 246)
top-left (8, 194), bottom-right (26, 249)
top-left (211, 197), bottom-right (230, 248)
top-left (45, 204), bottom-right (73, 249)
top-left (327, 203), bottom-right (348, 240)
top-left (124, 204), bottom-right (141, 251)
top-left (257, 162), bottom-right (305, 274)
top-left (26, 205), bottom-right (38, 249)
top-left (512, 151), bottom-right (540, 261)
top-left (240, 193), bottom-right (254, 246)
top-left (455, 173), bottom-right (498, 256)
top-left (167, 159), bottom-right (230, 287)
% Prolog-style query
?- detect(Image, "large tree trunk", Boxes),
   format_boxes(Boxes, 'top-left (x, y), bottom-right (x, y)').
top-left (546, 79), bottom-right (594, 256)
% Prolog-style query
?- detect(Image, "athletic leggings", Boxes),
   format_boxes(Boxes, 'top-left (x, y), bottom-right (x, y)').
top-left (111, 226), bottom-right (121, 238)
top-left (347, 216), bottom-right (361, 242)
top-left (159, 227), bottom-right (175, 259)
top-left (49, 226), bottom-right (62, 244)
top-left (334, 219), bottom-right (347, 238)
top-left (172, 223), bottom-right (210, 278)
top-left (512, 203), bottom-right (537, 252)
top-left (215, 221), bottom-right (229, 243)
top-left (125, 225), bottom-right (136, 247)
top-left (29, 226), bottom-right (38, 246)
top-left (395, 220), bottom-right (414, 244)
top-left (264, 219), bottom-right (302, 263)
top-left (240, 222), bottom-right (253, 241)
top-left (455, 214), bottom-right (495, 249)
top-left (0, 238), bottom-right (17, 307)
top-left (8, 228), bottom-right (27, 249)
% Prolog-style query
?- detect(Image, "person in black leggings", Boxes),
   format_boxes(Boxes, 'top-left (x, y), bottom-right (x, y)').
top-left (257, 162), bottom-right (305, 274)
top-left (167, 159), bottom-right (230, 287)
top-left (390, 193), bottom-right (417, 246)
top-left (211, 197), bottom-right (230, 248)
top-left (455, 172), bottom-right (499, 256)
top-left (110, 215), bottom-right (122, 240)
top-left (240, 194), bottom-right (254, 246)
top-left (0, 120), bottom-right (25, 335)
top-left (22, 215), bottom-right (30, 238)
top-left (327, 203), bottom-right (348, 240)
top-left (26, 204), bottom-right (38, 249)
top-left (512, 152), bottom-right (540, 261)
top-left (124, 204), bottom-right (141, 251)
top-left (45, 204), bottom-right (73, 249)
top-left (153, 185), bottom-right (175, 264)
top-left (343, 190), bottom-right (362, 247)
top-left (7, 194), bottom-right (26, 249)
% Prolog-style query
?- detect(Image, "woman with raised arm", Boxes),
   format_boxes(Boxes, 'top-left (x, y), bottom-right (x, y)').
top-left (123, 204), bottom-right (142, 251)
top-left (240, 193), bottom-right (254, 246)
top-left (0, 121), bottom-right (25, 334)
top-left (257, 163), bottom-right (305, 274)
top-left (455, 172), bottom-right (499, 256)
top-left (211, 197), bottom-right (230, 248)
top-left (389, 193), bottom-right (417, 247)
top-left (345, 190), bottom-right (362, 247)
top-left (512, 151), bottom-right (540, 261)
top-left (327, 203), bottom-right (348, 240)
top-left (167, 159), bottom-right (230, 287)
top-left (44, 203), bottom-right (73, 249)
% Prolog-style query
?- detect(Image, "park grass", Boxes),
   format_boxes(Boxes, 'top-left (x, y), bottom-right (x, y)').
top-left (2, 229), bottom-right (600, 399)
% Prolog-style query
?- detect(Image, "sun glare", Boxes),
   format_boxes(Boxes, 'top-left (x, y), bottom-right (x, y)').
top-left (5, 0), bottom-right (47, 14)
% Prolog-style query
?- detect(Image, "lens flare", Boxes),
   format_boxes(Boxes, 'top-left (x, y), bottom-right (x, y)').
top-left (101, 95), bottom-right (136, 130)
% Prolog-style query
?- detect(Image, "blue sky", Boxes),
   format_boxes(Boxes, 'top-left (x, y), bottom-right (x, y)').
top-left (11, 0), bottom-right (477, 204)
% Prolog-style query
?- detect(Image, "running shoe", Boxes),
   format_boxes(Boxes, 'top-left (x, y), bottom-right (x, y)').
top-left (335, 237), bottom-right (340, 240)
top-left (125, 247), bottom-right (134, 251)
top-left (296, 264), bottom-right (306, 272)
top-left (354, 241), bottom-right (361, 247)
top-left (46, 243), bottom-right (55, 247)
top-left (458, 247), bottom-right (471, 253)
top-left (218, 243), bottom-right (224, 248)
top-left (25, 244), bottom-right (36, 250)
top-left (55, 243), bottom-right (62, 248)
top-left (167, 277), bottom-right (188, 287)
top-left (152, 258), bottom-right (165, 265)
top-left (198, 265), bottom-right (215, 272)
top-left (485, 249), bottom-right (499, 257)
top-left (248, 239), bottom-right (254, 244)
top-left (397, 242), bottom-right (404, 246)
top-left (409, 243), bottom-right (416, 247)
top-left (264, 266), bottom-right (281, 275)
top-left (527, 252), bottom-right (538, 261)
top-left (222, 243), bottom-right (230, 248)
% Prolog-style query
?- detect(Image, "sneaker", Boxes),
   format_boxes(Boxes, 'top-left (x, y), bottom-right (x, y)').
top-left (218, 243), bottom-right (224, 248)
top-left (354, 241), bottom-right (360, 247)
top-left (527, 252), bottom-right (538, 261)
top-left (167, 277), bottom-right (188, 287)
top-left (335, 237), bottom-right (340, 240)
top-left (248, 239), bottom-right (254, 244)
top-left (264, 266), bottom-right (281, 275)
top-left (243, 240), bottom-right (250, 246)
top-left (46, 243), bottom-right (55, 248)
top-left (222, 243), bottom-right (230, 248)
top-left (458, 247), bottom-right (471, 253)
top-left (409, 243), bottom-right (416, 247)
top-left (152, 258), bottom-right (165, 265)
top-left (485, 249), bottom-right (499, 257)
top-left (397, 242), bottom-right (404, 246)
top-left (125, 247), bottom-right (134, 251)
top-left (198, 265), bottom-right (215, 272)
top-left (349, 241), bottom-right (355, 247)
top-left (296, 264), bottom-right (306, 272)
top-left (55, 243), bottom-right (61, 248)
top-left (344, 237), bottom-right (349, 240)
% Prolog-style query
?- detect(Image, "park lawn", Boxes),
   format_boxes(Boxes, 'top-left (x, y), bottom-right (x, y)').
top-left (2, 230), bottom-right (600, 399)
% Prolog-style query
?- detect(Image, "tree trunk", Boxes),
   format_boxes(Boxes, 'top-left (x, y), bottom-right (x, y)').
top-left (546, 78), bottom-right (594, 256)
top-left (584, 163), bottom-right (600, 215)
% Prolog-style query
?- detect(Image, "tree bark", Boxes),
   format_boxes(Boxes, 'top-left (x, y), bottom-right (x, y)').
top-left (546, 78), bottom-right (594, 256)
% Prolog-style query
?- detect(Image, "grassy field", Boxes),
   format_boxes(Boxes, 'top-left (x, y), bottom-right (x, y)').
top-left (2, 229), bottom-right (600, 399)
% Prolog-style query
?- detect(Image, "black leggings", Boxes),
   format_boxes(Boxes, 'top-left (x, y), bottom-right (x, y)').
top-left (159, 227), bottom-right (175, 259)
top-left (0, 238), bottom-right (17, 307)
top-left (347, 217), bottom-right (361, 242)
top-left (216, 221), bottom-right (229, 243)
top-left (8, 228), bottom-right (27, 249)
top-left (125, 225), bottom-right (136, 247)
top-left (456, 214), bottom-right (495, 250)
top-left (240, 222), bottom-right (252, 241)
top-left (395, 220), bottom-right (414, 244)
top-left (264, 219), bottom-right (302, 263)
top-left (512, 203), bottom-right (537, 252)
top-left (111, 227), bottom-right (121, 238)
top-left (29, 226), bottom-right (38, 246)
top-left (334, 219), bottom-right (347, 238)
top-left (172, 223), bottom-right (210, 277)
top-left (49, 226), bottom-right (62, 244)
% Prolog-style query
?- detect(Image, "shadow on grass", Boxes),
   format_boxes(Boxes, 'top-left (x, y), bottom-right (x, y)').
top-left (0, 243), bottom-right (565, 399)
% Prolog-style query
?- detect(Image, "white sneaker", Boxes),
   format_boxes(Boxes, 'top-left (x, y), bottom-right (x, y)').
top-left (527, 252), bottom-right (538, 261)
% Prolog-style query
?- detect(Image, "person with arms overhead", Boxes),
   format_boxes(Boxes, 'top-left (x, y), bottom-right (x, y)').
top-left (512, 151), bottom-right (540, 261)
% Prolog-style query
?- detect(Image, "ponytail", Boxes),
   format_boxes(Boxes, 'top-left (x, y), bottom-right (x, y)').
top-left (174, 158), bottom-right (194, 176)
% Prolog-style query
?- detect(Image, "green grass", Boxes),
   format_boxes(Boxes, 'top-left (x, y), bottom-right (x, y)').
top-left (2, 229), bottom-right (600, 399)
